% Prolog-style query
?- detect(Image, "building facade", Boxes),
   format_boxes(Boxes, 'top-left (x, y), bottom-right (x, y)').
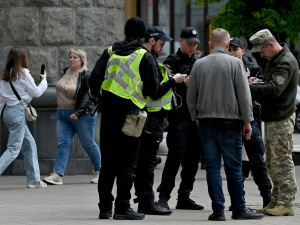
top-left (0, 0), bottom-right (126, 175)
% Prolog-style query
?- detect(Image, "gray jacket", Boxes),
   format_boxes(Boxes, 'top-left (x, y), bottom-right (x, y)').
top-left (187, 48), bottom-right (253, 123)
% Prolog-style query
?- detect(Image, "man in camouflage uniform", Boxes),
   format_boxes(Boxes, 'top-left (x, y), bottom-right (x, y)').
top-left (249, 29), bottom-right (298, 216)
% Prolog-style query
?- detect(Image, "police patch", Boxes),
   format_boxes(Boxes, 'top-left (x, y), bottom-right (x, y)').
top-left (276, 76), bottom-right (284, 85)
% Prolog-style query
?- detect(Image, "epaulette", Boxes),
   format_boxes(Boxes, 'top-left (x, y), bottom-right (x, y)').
top-left (162, 63), bottom-right (173, 76)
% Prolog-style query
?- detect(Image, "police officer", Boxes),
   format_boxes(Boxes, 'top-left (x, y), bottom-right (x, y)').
top-left (157, 27), bottom-right (204, 210)
top-left (89, 16), bottom-right (159, 220)
top-left (134, 26), bottom-right (186, 215)
top-left (229, 37), bottom-right (272, 208)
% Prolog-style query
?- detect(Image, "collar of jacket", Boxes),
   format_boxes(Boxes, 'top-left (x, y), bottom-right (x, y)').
top-left (63, 67), bottom-right (86, 76)
top-left (211, 48), bottom-right (232, 56)
top-left (114, 39), bottom-right (144, 55)
top-left (176, 48), bottom-right (196, 62)
top-left (269, 43), bottom-right (288, 64)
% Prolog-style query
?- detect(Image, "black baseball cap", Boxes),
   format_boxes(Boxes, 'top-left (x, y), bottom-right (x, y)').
top-left (145, 26), bottom-right (173, 41)
top-left (180, 27), bottom-right (200, 43)
top-left (230, 37), bottom-right (244, 49)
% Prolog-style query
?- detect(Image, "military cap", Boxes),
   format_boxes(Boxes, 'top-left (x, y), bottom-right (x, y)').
top-left (180, 27), bottom-right (200, 43)
top-left (249, 29), bottom-right (273, 52)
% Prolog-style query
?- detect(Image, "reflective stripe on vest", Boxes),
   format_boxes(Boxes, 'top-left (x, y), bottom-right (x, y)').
top-left (146, 63), bottom-right (172, 112)
top-left (107, 46), bottom-right (114, 57)
top-left (101, 48), bottom-right (147, 109)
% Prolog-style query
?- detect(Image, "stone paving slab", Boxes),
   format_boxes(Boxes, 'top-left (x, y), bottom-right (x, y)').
top-left (0, 157), bottom-right (299, 225)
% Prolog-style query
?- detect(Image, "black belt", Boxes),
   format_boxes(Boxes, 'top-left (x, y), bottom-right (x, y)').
top-left (200, 118), bottom-right (242, 131)
top-left (201, 118), bottom-right (240, 124)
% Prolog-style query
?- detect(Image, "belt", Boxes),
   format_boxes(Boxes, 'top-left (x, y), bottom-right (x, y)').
top-left (200, 118), bottom-right (241, 125)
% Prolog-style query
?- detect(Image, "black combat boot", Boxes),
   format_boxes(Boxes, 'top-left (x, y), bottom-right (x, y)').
top-left (138, 202), bottom-right (172, 215)
top-left (176, 197), bottom-right (204, 210)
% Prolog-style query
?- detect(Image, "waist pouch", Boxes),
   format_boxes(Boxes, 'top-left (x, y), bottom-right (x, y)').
top-left (122, 111), bottom-right (147, 137)
top-left (253, 101), bottom-right (261, 121)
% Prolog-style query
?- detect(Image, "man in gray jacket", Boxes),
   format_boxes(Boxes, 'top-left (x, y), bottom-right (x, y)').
top-left (186, 28), bottom-right (263, 221)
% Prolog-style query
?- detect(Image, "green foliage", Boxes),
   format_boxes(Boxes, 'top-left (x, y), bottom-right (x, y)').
top-left (188, 0), bottom-right (300, 43)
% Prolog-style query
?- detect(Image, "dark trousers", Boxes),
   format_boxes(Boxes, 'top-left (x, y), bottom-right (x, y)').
top-left (134, 112), bottom-right (165, 205)
top-left (98, 111), bottom-right (139, 212)
top-left (243, 120), bottom-right (272, 201)
top-left (158, 113), bottom-right (201, 200)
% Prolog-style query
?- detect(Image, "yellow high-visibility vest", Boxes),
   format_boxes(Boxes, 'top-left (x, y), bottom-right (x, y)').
top-left (101, 47), bottom-right (147, 109)
top-left (146, 63), bottom-right (172, 112)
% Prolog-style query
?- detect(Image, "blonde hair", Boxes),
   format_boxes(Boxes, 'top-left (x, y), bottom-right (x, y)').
top-left (210, 28), bottom-right (230, 49)
top-left (69, 48), bottom-right (87, 72)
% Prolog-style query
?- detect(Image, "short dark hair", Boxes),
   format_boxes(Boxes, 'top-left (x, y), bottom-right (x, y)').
top-left (197, 43), bottom-right (203, 51)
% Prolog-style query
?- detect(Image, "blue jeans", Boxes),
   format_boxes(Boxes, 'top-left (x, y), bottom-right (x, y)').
top-left (198, 120), bottom-right (245, 216)
top-left (54, 109), bottom-right (101, 176)
top-left (0, 103), bottom-right (41, 183)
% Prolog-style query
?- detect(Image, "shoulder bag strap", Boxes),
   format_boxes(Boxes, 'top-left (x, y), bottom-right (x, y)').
top-left (9, 81), bottom-right (21, 100)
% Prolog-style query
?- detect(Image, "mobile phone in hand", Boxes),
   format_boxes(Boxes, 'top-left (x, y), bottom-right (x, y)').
top-left (40, 64), bottom-right (45, 79)
top-left (41, 64), bottom-right (45, 74)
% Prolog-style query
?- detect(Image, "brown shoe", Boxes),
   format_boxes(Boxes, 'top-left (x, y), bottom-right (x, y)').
top-left (265, 205), bottom-right (295, 216)
top-left (256, 203), bottom-right (276, 214)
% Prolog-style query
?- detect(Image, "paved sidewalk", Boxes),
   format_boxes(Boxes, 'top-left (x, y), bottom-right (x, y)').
top-left (0, 157), bottom-right (299, 225)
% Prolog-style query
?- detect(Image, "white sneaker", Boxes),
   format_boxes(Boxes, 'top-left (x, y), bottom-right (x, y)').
top-left (43, 172), bottom-right (63, 185)
top-left (91, 171), bottom-right (100, 184)
top-left (27, 181), bottom-right (47, 188)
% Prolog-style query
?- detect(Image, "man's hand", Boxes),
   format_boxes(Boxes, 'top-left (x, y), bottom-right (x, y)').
top-left (184, 75), bottom-right (190, 87)
top-left (173, 73), bottom-right (187, 83)
top-left (243, 122), bottom-right (252, 140)
top-left (246, 67), bottom-right (250, 77)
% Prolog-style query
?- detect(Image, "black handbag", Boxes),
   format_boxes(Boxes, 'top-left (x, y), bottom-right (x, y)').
top-left (87, 89), bottom-right (100, 116)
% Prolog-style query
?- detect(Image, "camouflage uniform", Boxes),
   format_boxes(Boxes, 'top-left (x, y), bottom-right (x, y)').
top-left (264, 113), bottom-right (297, 206)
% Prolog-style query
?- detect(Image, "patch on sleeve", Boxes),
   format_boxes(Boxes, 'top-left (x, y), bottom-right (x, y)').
top-left (276, 76), bottom-right (285, 85)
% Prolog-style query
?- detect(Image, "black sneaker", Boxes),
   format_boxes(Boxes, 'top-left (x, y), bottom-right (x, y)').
top-left (230, 206), bottom-right (253, 212)
top-left (113, 208), bottom-right (145, 220)
top-left (157, 199), bottom-right (170, 210)
top-left (232, 208), bottom-right (264, 220)
top-left (176, 198), bottom-right (204, 210)
top-left (138, 202), bottom-right (172, 215)
top-left (208, 213), bottom-right (226, 221)
top-left (99, 210), bottom-right (112, 219)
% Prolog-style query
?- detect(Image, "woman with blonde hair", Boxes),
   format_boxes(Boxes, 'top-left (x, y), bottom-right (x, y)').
top-left (0, 47), bottom-right (48, 188)
top-left (43, 48), bottom-right (101, 185)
